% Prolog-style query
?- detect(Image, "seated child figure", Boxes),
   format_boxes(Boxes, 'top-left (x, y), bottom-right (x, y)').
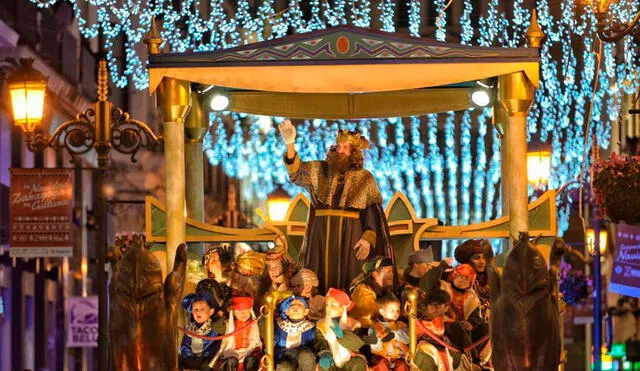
top-left (369, 295), bottom-right (410, 371)
top-left (179, 292), bottom-right (221, 371)
top-left (424, 261), bottom-right (489, 366)
top-left (414, 289), bottom-right (456, 371)
top-left (315, 288), bottom-right (367, 371)
top-left (291, 268), bottom-right (325, 321)
top-left (442, 264), bottom-right (490, 366)
top-left (213, 296), bottom-right (263, 371)
top-left (274, 296), bottom-right (317, 371)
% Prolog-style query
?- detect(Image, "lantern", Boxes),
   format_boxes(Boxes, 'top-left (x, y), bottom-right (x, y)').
top-left (527, 150), bottom-right (552, 191)
top-left (7, 58), bottom-right (48, 133)
top-left (267, 186), bottom-right (290, 221)
top-left (586, 228), bottom-right (608, 255)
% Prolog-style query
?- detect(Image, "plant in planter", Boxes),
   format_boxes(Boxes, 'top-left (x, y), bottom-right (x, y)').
top-left (558, 260), bottom-right (592, 306)
top-left (592, 153), bottom-right (640, 225)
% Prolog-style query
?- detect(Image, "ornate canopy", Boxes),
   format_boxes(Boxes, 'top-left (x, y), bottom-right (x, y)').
top-left (147, 26), bottom-right (540, 118)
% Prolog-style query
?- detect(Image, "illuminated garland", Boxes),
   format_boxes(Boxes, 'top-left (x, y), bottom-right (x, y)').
top-left (32, 0), bottom-right (640, 255)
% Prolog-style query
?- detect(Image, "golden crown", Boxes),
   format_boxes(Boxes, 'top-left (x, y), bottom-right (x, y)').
top-left (336, 130), bottom-right (370, 150)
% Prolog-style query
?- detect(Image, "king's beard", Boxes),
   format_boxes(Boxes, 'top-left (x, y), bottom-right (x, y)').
top-left (326, 151), bottom-right (352, 173)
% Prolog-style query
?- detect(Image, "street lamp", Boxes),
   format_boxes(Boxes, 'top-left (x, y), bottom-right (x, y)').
top-left (7, 58), bottom-right (47, 134)
top-left (7, 58), bottom-right (162, 371)
top-left (584, 0), bottom-right (640, 42)
top-left (587, 227), bottom-right (608, 255)
top-left (9, 59), bottom-right (161, 169)
top-left (267, 186), bottom-right (290, 221)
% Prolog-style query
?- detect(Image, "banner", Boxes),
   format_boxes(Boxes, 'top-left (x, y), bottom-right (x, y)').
top-left (9, 168), bottom-right (73, 257)
top-left (66, 296), bottom-right (98, 348)
top-left (610, 224), bottom-right (640, 298)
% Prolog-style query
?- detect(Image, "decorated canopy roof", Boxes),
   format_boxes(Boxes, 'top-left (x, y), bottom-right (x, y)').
top-left (147, 26), bottom-right (540, 118)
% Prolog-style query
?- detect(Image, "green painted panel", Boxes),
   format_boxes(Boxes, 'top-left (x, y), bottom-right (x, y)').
top-left (290, 201), bottom-right (309, 222)
top-left (150, 242), bottom-right (165, 253)
top-left (288, 236), bottom-right (303, 262)
top-left (151, 204), bottom-right (167, 239)
top-left (388, 201), bottom-right (412, 222)
top-left (186, 224), bottom-right (223, 237)
top-left (529, 199), bottom-right (551, 231)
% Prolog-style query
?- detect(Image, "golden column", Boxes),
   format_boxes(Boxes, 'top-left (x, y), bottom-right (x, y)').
top-left (494, 104), bottom-right (510, 253)
top-left (498, 9), bottom-right (544, 243)
top-left (145, 19), bottom-right (191, 273)
top-left (184, 92), bottom-right (208, 258)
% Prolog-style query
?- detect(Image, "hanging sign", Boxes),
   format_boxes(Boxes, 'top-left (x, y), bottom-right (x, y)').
top-left (9, 168), bottom-right (73, 257)
top-left (66, 296), bottom-right (98, 348)
top-left (610, 223), bottom-right (640, 298)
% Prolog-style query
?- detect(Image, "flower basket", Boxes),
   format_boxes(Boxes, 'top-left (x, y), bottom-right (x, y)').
top-left (558, 261), bottom-right (591, 306)
top-left (592, 153), bottom-right (640, 225)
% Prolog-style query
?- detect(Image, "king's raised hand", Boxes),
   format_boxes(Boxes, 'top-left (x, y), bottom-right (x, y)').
top-left (278, 119), bottom-right (297, 145)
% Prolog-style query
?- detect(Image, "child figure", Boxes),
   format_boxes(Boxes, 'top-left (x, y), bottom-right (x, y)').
top-left (315, 288), bottom-right (367, 371)
top-left (415, 289), bottom-right (456, 371)
top-left (212, 296), bottom-right (263, 371)
top-left (369, 295), bottom-right (410, 371)
top-left (424, 261), bottom-right (489, 367)
top-left (291, 268), bottom-right (325, 321)
top-left (274, 296), bottom-right (317, 371)
top-left (179, 291), bottom-right (221, 371)
top-left (441, 264), bottom-right (481, 327)
top-left (442, 264), bottom-right (491, 367)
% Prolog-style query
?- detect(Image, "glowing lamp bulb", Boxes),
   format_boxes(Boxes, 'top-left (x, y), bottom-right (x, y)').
top-left (471, 90), bottom-right (491, 107)
top-left (210, 94), bottom-right (230, 111)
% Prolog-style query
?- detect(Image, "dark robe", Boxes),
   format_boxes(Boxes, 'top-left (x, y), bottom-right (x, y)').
top-left (284, 152), bottom-right (395, 292)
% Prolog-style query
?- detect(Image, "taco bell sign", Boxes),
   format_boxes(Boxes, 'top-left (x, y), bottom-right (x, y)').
top-left (66, 296), bottom-right (98, 348)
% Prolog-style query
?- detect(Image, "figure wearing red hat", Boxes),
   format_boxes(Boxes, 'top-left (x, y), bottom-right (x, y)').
top-left (314, 288), bottom-right (368, 371)
top-left (454, 239), bottom-right (496, 323)
top-left (424, 262), bottom-right (491, 369)
top-left (279, 119), bottom-right (396, 292)
top-left (211, 296), bottom-right (263, 371)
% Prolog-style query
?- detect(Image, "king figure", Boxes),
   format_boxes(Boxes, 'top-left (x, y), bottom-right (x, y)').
top-left (279, 119), bottom-right (395, 291)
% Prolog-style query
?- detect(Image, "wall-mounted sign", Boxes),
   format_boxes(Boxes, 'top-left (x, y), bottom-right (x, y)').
top-left (610, 223), bottom-right (640, 298)
top-left (9, 168), bottom-right (73, 257)
top-left (66, 296), bottom-right (98, 348)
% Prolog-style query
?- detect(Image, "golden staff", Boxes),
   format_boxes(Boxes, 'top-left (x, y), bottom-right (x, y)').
top-left (404, 290), bottom-right (419, 370)
top-left (260, 294), bottom-right (275, 371)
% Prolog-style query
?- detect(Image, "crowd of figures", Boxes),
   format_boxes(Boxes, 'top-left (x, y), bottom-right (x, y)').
top-left (178, 239), bottom-right (497, 371)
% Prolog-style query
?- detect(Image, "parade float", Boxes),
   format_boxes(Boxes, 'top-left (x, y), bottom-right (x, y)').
top-left (108, 11), bottom-right (565, 371)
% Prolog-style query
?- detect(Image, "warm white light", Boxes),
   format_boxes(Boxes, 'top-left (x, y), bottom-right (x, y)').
top-left (527, 151), bottom-right (552, 189)
top-left (81, 259), bottom-right (88, 275)
top-left (267, 200), bottom-right (290, 221)
top-left (470, 89), bottom-right (491, 107)
top-left (267, 186), bottom-right (291, 221)
top-left (587, 228), bottom-right (608, 255)
top-left (7, 59), bottom-right (48, 133)
top-left (210, 93), bottom-right (230, 111)
top-left (10, 85), bottom-right (45, 132)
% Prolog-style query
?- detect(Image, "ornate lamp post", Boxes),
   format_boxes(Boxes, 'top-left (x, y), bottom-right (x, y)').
top-left (584, 0), bottom-right (640, 42)
top-left (7, 58), bottom-right (162, 371)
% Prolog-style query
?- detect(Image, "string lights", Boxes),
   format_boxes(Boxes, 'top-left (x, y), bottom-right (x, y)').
top-left (32, 0), bottom-right (640, 255)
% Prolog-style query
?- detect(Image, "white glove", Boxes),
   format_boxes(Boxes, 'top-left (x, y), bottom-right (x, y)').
top-left (278, 119), bottom-right (297, 145)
